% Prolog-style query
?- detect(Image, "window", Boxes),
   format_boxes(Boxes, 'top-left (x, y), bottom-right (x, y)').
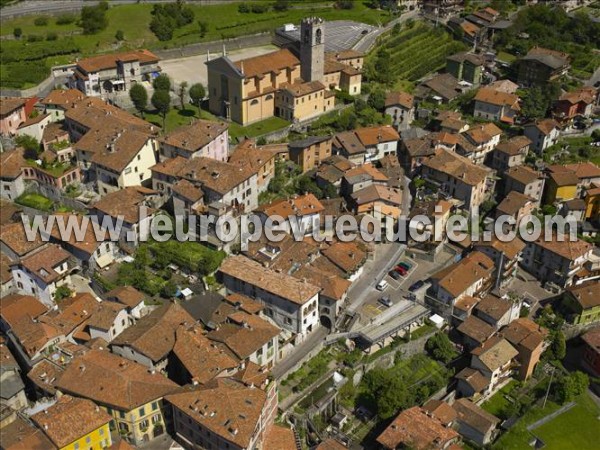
top-left (139, 406), bottom-right (146, 417)
top-left (120, 411), bottom-right (126, 419)
top-left (74, 443), bottom-right (80, 450)
top-left (99, 428), bottom-right (104, 435)
top-left (86, 436), bottom-right (91, 444)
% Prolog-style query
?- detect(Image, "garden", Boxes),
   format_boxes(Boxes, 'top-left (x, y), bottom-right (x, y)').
top-left (15, 192), bottom-right (54, 211)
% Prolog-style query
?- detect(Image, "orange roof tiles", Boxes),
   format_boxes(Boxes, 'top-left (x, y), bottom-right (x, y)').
top-left (355, 125), bottom-right (400, 146)
top-left (19, 244), bottom-right (71, 284)
top-left (76, 49), bottom-right (159, 73)
top-left (160, 120), bottom-right (228, 152)
top-left (235, 48), bottom-right (300, 79)
top-left (475, 87), bottom-right (520, 108)
top-left (385, 91), bottom-right (414, 109)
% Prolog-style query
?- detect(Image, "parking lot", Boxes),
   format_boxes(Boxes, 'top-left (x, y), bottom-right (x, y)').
top-left (277, 20), bottom-right (376, 52)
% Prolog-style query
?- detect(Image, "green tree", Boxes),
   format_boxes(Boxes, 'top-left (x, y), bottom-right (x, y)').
top-left (152, 90), bottom-right (171, 129)
top-left (273, 0), bottom-right (290, 12)
top-left (555, 371), bottom-right (589, 404)
top-left (425, 332), bottom-right (458, 363)
top-left (53, 285), bottom-right (72, 301)
top-left (178, 81), bottom-right (188, 110)
top-left (153, 74), bottom-right (171, 92)
top-left (161, 280), bottom-right (178, 298)
top-left (80, 1), bottom-right (109, 34)
top-left (367, 88), bottom-right (386, 111)
top-left (296, 175), bottom-right (323, 198)
top-left (150, 14), bottom-right (174, 41)
top-left (15, 134), bottom-right (40, 159)
top-left (13, 27), bottom-right (22, 39)
top-left (115, 29), bottom-right (124, 41)
top-left (129, 83), bottom-right (148, 118)
top-left (189, 83), bottom-right (206, 117)
top-left (551, 331), bottom-right (566, 361)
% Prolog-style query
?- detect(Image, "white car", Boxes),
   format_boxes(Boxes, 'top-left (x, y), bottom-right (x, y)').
top-left (376, 280), bottom-right (388, 291)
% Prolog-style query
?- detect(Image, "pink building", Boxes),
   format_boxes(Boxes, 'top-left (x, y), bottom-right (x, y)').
top-left (158, 119), bottom-right (229, 162)
top-left (0, 97), bottom-right (27, 136)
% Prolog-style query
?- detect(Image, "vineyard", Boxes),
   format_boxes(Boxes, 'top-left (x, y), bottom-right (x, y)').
top-left (368, 22), bottom-right (467, 84)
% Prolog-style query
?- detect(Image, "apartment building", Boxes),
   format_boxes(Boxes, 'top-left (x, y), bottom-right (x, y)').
top-left (159, 120), bottom-right (229, 162)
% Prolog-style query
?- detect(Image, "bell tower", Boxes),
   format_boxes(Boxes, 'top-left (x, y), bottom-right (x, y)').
top-left (300, 17), bottom-right (325, 83)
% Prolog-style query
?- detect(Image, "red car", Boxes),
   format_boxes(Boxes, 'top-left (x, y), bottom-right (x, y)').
top-left (394, 265), bottom-right (408, 276)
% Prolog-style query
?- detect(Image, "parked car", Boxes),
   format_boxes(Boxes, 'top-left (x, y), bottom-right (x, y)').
top-left (379, 296), bottom-right (393, 307)
top-left (394, 266), bottom-right (408, 276)
top-left (389, 270), bottom-right (402, 280)
top-left (376, 279), bottom-right (389, 291)
top-left (398, 261), bottom-right (412, 271)
top-left (409, 280), bottom-right (425, 292)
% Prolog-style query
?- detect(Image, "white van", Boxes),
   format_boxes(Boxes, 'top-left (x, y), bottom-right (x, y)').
top-left (376, 279), bottom-right (388, 291)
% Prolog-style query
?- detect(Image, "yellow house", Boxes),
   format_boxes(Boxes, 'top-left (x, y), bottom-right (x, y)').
top-left (544, 170), bottom-right (579, 204)
top-left (31, 395), bottom-right (112, 450)
top-left (585, 185), bottom-right (600, 220)
top-left (54, 349), bottom-right (178, 447)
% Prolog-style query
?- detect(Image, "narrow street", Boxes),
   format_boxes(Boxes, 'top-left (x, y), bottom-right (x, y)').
top-left (272, 325), bottom-right (328, 380)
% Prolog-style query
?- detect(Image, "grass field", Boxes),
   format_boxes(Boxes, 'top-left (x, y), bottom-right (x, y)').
top-left (0, 1), bottom-right (393, 88)
top-left (15, 192), bottom-right (54, 211)
top-left (482, 380), bottom-right (518, 418)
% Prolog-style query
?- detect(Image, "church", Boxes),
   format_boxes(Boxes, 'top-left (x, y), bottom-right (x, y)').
top-left (206, 17), bottom-right (363, 126)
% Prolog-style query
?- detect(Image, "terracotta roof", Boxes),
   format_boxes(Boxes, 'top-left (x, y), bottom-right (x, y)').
top-left (224, 293), bottom-right (264, 315)
top-left (55, 349), bottom-right (177, 411)
top-left (256, 193), bottom-right (324, 219)
top-left (85, 301), bottom-right (126, 331)
top-left (27, 358), bottom-right (64, 396)
top-left (455, 367), bottom-right (489, 393)
top-left (91, 186), bottom-right (157, 224)
top-left (376, 406), bottom-right (459, 450)
top-left (231, 361), bottom-right (270, 388)
top-left (229, 139), bottom-right (281, 172)
top-left (173, 324), bottom-right (239, 384)
top-left (385, 91), bottom-right (414, 109)
top-left (523, 46), bottom-right (570, 69)
top-left (504, 165), bottom-right (541, 186)
top-left (18, 113), bottom-right (49, 129)
top-left (581, 327), bottom-right (600, 353)
top-left (207, 311), bottom-right (280, 360)
top-left (474, 294), bottom-right (512, 322)
top-left (355, 125), bottom-right (400, 146)
top-left (453, 398), bottom-right (500, 434)
top-left (49, 214), bottom-right (106, 256)
top-left (18, 244), bottom-right (71, 284)
top-left (0, 200), bottom-right (21, 225)
top-left (548, 170), bottom-right (580, 187)
top-left (219, 255), bottom-right (321, 305)
top-left (475, 237), bottom-right (526, 261)
top-left (464, 122), bottom-right (503, 144)
top-left (264, 424), bottom-right (297, 450)
top-left (475, 87), bottom-right (520, 108)
top-left (471, 336), bottom-right (519, 371)
top-left (76, 49), bottom-right (159, 73)
top-left (532, 234), bottom-right (592, 261)
top-left (171, 179), bottom-right (203, 203)
top-left (42, 122), bottom-right (70, 144)
top-left (105, 285), bottom-right (146, 308)
top-left (457, 315), bottom-right (496, 344)
top-left (0, 147), bottom-right (26, 180)
top-left (495, 135), bottom-right (531, 156)
top-left (528, 118), bottom-right (559, 135)
top-left (333, 130), bottom-right (366, 155)
top-left (431, 251), bottom-right (495, 298)
top-left (9, 317), bottom-right (61, 358)
top-left (37, 293), bottom-right (99, 337)
top-left (160, 120), bottom-right (228, 152)
top-left (165, 379), bottom-right (268, 449)
top-left (454, 295), bottom-right (480, 314)
top-left (558, 86), bottom-right (597, 105)
top-left (423, 148), bottom-right (489, 186)
top-left (111, 302), bottom-right (194, 363)
top-left (329, 49), bottom-right (364, 60)
top-left (422, 399), bottom-right (458, 426)
top-left (563, 162), bottom-right (600, 180)
top-left (31, 395), bottom-right (111, 448)
top-left (0, 221), bottom-right (45, 257)
top-left (0, 97), bottom-right (26, 116)
top-left (81, 126), bottom-right (151, 172)
top-left (321, 240), bottom-right (367, 275)
top-left (489, 79), bottom-right (519, 94)
top-left (344, 163), bottom-right (388, 184)
top-left (423, 73), bottom-right (462, 101)
top-left (41, 89), bottom-right (86, 107)
top-left (315, 439), bottom-right (348, 450)
top-left (0, 416), bottom-right (56, 450)
top-left (293, 265), bottom-right (351, 301)
top-left (501, 318), bottom-right (547, 352)
top-left (448, 51), bottom-right (485, 66)
top-left (235, 48), bottom-right (299, 79)
top-left (497, 191), bottom-right (533, 216)
top-left (0, 253), bottom-right (12, 285)
top-left (565, 281), bottom-right (600, 310)
top-left (351, 184), bottom-right (402, 206)
top-left (282, 80), bottom-right (325, 97)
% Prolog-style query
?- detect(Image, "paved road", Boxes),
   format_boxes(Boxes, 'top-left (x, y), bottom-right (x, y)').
top-left (271, 325), bottom-right (328, 380)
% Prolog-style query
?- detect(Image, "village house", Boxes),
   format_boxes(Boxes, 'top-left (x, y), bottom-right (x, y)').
top-left (10, 244), bottom-right (75, 307)
top-left (0, 293), bottom-right (47, 335)
top-left (376, 405), bottom-right (459, 450)
top-left (581, 327), bottom-right (600, 377)
top-left (255, 193), bottom-right (325, 235)
top-left (559, 281), bottom-right (600, 325)
top-left (473, 87), bottom-right (520, 124)
top-left (0, 98), bottom-right (27, 136)
top-left (55, 349), bottom-right (177, 446)
top-left (474, 238), bottom-right (526, 290)
top-left (517, 46), bottom-right (570, 86)
top-left (333, 126), bottom-right (400, 164)
top-left (452, 398), bottom-right (500, 446)
top-left (82, 301), bottom-right (130, 343)
top-left (207, 18), bottom-right (354, 125)
top-left (323, 50), bottom-right (363, 94)
top-left (584, 184), bottom-right (600, 221)
top-left (384, 91), bottom-right (415, 131)
top-left (455, 366), bottom-right (492, 400)
top-left (229, 139), bottom-right (283, 192)
top-left (457, 315), bottom-right (497, 349)
top-left (110, 302), bottom-right (194, 372)
top-left (399, 131), bottom-right (456, 175)
top-left (40, 89), bottom-right (86, 122)
top-left (1, 253), bottom-right (14, 296)
top-left (495, 191), bottom-right (536, 226)
top-left (458, 122), bottom-right (503, 165)
top-left (158, 120), bottom-right (229, 162)
top-left (0, 148), bottom-right (26, 201)
top-left (315, 155), bottom-right (354, 191)
top-left (0, 221), bottom-right (44, 262)
top-left (219, 254), bottom-right (321, 340)
top-left (69, 49), bottom-right (161, 97)
top-left (472, 293), bottom-right (520, 330)
top-left (501, 318), bottom-right (548, 380)
top-left (430, 251), bottom-right (495, 313)
top-left (490, 135), bottom-right (531, 171)
top-left (349, 184), bottom-right (403, 227)
top-left (0, 339), bottom-right (27, 413)
top-left (166, 377), bottom-right (277, 450)
top-left (32, 395), bottom-right (113, 450)
top-left (470, 336), bottom-right (519, 395)
top-left (104, 285), bottom-right (148, 320)
top-left (553, 86), bottom-right (598, 124)
top-left (503, 165), bottom-right (545, 205)
top-left (447, 52), bottom-right (485, 85)
top-left (524, 118), bottom-right (560, 155)
top-left (421, 148), bottom-right (491, 211)
top-left (288, 136), bottom-right (332, 172)
top-left (550, 162), bottom-right (600, 191)
top-left (521, 235), bottom-right (593, 288)
top-left (16, 113), bottom-right (51, 142)
top-left (341, 164), bottom-right (388, 196)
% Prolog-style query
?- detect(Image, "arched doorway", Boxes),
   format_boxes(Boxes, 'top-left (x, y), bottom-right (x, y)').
top-left (320, 315), bottom-right (332, 329)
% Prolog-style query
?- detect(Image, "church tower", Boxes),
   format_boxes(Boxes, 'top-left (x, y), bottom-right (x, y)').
top-left (300, 17), bottom-right (325, 83)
